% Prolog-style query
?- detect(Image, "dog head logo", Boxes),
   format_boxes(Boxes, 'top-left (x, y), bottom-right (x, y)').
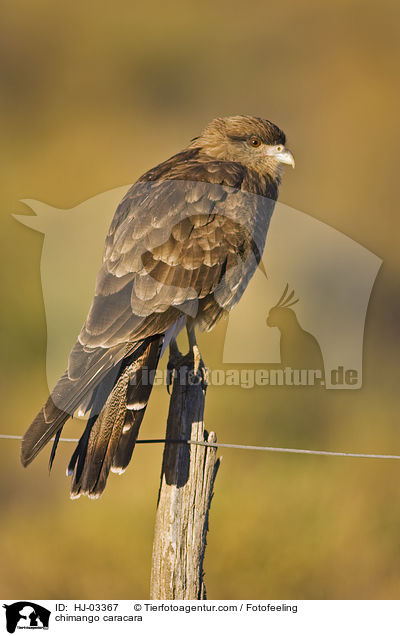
top-left (3, 602), bottom-right (50, 633)
top-left (14, 189), bottom-right (382, 391)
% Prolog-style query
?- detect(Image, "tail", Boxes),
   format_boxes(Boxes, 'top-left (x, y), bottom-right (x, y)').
top-left (21, 335), bottom-right (163, 499)
top-left (68, 335), bottom-right (162, 498)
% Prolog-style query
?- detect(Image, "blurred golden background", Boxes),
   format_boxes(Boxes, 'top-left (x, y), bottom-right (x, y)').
top-left (1, 0), bottom-right (400, 599)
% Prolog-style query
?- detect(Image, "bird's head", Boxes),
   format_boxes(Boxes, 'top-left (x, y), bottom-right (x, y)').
top-left (190, 115), bottom-right (295, 179)
top-left (266, 305), bottom-right (298, 327)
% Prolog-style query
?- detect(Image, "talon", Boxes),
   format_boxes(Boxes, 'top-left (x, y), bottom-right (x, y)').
top-left (186, 324), bottom-right (207, 388)
top-left (193, 344), bottom-right (201, 376)
top-left (199, 359), bottom-right (208, 390)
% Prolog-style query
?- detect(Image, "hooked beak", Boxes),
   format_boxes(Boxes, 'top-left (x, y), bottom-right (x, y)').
top-left (275, 148), bottom-right (295, 168)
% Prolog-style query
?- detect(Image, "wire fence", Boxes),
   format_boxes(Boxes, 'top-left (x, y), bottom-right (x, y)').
top-left (1, 433), bottom-right (400, 460)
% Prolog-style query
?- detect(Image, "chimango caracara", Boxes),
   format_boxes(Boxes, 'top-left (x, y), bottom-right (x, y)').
top-left (21, 115), bottom-right (295, 498)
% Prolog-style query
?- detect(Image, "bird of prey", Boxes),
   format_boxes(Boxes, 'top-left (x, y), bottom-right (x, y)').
top-left (21, 115), bottom-right (295, 498)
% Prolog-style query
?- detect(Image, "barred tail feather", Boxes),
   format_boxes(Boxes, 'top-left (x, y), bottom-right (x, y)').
top-left (21, 395), bottom-right (70, 468)
top-left (70, 367), bottom-right (131, 499)
top-left (111, 334), bottom-right (162, 474)
top-left (69, 335), bottom-right (163, 498)
top-left (111, 410), bottom-right (144, 475)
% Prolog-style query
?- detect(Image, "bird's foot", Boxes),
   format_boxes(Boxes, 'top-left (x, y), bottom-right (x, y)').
top-left (166, 338), bottom-right (207, 392)
top-left (191, 349), bottom-right (208, 390)
top-left (192, 343), bottom-right (201, 376)
top-left (186, 325), bottom-right (207, 389)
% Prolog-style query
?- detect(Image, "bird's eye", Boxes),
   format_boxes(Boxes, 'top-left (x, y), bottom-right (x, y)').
top-left (249, 137), bottom-right (261, 147)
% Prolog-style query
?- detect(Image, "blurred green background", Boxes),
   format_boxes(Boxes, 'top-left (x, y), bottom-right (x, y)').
top-left (1, 0), bottom-right (400, 600)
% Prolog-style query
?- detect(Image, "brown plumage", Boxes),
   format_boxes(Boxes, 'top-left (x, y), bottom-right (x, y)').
top-left (21, 115), bottom-right (294, 498)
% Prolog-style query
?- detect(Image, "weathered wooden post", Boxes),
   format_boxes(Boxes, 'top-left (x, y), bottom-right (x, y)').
top-left (150, 349), bottom-right (220, 600)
